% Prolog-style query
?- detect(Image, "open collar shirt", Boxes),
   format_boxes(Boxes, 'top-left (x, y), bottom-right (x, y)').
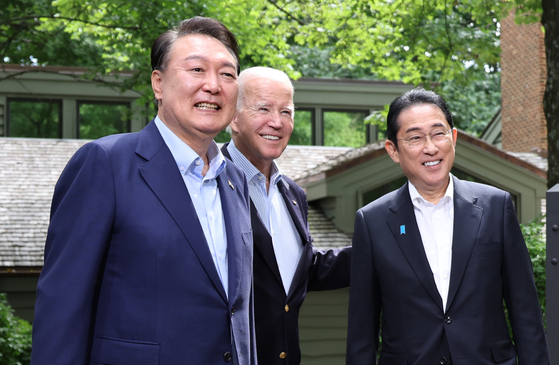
top-left (155, 116), bottom-right (229, 297)
top-left (227, 140), bottom-right (303, 294)
top-left (409, 176), bottom-right (454, 311)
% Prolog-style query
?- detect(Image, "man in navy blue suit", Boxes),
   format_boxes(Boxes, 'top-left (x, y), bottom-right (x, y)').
top-left (222, 67), bottom-right (351, 365)
top-left (31, 17), bottom-right (256, 365)
top-left (346, 88), bottom-right (549, 365)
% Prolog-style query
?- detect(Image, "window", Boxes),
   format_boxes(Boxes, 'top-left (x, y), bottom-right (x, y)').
top-left (290, 109), bottom-right (313, 146)
top-left (7, 98), bottom-right (62, 138)
top-left (78, 101), bottom-right (130, 139)
top-left (323, 110), bottom-right (369, 148)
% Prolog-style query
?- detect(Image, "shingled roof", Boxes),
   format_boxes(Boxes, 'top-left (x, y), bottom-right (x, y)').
top-left (295, 130), bottom-right (548, 185)
top-left (0, 138), bottom-right (351, 270)
top-left (0, 138), bottom-right (88, 269)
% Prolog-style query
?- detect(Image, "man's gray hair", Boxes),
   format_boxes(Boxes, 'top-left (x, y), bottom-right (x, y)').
top-left (236, 67), bottom-right (294, 111)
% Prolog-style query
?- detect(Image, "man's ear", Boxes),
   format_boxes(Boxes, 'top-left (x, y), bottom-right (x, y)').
top-left (229, 113), bottom-right (240, 134)
top-left (151, 70), bottom-right (163, 101)
top-left (385, 140), bottom-right (400, 163)
top-left (452, 127), bottom-right (458, 147)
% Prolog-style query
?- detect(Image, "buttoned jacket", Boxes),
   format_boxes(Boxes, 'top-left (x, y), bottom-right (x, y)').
top-left (346, 176), bottom-right (549, 365)
top-left (31, 120), bottom-right (256, 365)
top-left (222, 143), bottom-right (351, 365)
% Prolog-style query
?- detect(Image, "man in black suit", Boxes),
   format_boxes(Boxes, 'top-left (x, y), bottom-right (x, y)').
top-left (221, 66), bottom-right (351, 365)
top-left (346, 88), bottom-right (550, 364)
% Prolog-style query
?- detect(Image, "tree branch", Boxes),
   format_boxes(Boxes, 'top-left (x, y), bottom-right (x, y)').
top-left (266, 0), bottom-right (306, 26)
top-left (1, 15), bottom-right (140, 31)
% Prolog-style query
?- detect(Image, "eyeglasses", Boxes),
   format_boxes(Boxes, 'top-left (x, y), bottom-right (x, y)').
top-left (397, 129), bottom-right (453, 148)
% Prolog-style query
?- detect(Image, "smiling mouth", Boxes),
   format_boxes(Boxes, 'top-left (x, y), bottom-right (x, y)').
top-left (261, 135), bottom-right (279, 140)
top-left (424, 160), bottom-right (441, 167)
top-left (195, 102), bottom-right (220, 110)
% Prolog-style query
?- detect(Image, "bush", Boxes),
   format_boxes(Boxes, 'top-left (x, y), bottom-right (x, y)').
top-left (521, 216), bottom-right (547, 325)
top-left (0, 293), bottom-right (32, 365)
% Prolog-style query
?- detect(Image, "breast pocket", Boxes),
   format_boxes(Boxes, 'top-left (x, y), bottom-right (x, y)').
top-left (90, 336), bottom-right (160, 365)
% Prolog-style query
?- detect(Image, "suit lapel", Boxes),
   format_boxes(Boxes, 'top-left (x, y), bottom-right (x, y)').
top-left (222, 142), bottom-right (284, 288)
top-left (446, 177), bottom-right (482, 311)
top-left (278, 181), bottom-right (311, 244)
top-left (251, 200), bottom-right (284, 287)
top-left (387, 183), bottom-right (443, 309)
top-left (137, 122), bottom-right (228, 301)
top-left (278, 180), bottom-right (313, 299)
top-left (217, 169), bottom-right (244, 304)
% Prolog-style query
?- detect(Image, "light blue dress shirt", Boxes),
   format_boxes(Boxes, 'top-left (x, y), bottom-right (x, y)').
top-left (155, 116), bottom-right (229, 297)
top-left (227, 140), bottom-right (303, 294)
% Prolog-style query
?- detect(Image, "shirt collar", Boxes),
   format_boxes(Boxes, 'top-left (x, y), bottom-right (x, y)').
top-left (227, 139), bottom-right (285, 188)
top-left (409, 174), bottom-right (454, 208)
top-left (154, 115), bottom-right (226, 179)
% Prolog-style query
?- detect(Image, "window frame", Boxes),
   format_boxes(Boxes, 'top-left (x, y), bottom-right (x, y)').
top-left (76, 100), bottom-right (132, 139)
top-left (6, 97), bottom-right (63, 138)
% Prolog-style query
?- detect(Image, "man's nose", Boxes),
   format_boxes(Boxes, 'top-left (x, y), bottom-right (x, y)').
top-left (268, 111), bottom-right (283, 128)
top-left (422, 135), bottom-right (438, 153)
top-left (202, 72), bottom-right (220, 94)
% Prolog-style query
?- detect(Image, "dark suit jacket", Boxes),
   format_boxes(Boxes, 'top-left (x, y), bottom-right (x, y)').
top-left (31, 120), bottom-right (256, 365)
top-left (222, 144), bottom-right (351, 365)
top-left (346, 176), bottom-right (550, 365)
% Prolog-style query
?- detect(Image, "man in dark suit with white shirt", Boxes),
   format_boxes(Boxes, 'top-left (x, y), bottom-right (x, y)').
top-left (221, 66), bottom-right (351, 365)
top-left (346, 87), bottom-right (549, 365)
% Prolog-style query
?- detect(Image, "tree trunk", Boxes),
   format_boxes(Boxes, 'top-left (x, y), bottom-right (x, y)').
top-left (543, 0), bottom-right (559, 188)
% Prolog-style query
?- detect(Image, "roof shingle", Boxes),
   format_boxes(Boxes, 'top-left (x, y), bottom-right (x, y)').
top-left (0, 138), bottom-right (350, 267)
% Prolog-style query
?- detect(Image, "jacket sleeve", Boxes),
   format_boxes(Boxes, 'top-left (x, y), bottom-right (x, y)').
top-left (307, 246), bottom-right (352, 291)
top-left (294, 184), bottom-right (351, 291)
top-left (501, 193), bottom-right (550, 364)
top-left (31, 142), bottom-right (115, 364)
top-left (346, 209), bottom-right (381, 365)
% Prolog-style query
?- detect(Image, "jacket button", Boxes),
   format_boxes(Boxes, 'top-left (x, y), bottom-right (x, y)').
top-left (279, 352), bottom-right (287, 359)
top-left (231, 307), bottom-right (235, 316)
top-left (224, 352), bottom-right (232, 362)
top-left (444, 316), bottom-right (452, 324)
top-left (439, 357), bottom-right (448, 365)
top-left (285, 305), bottom-right (289, 312)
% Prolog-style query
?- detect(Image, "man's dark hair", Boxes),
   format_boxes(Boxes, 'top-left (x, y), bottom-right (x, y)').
top-left (151, 16), bottom-right (240, 75)
top-left (386, 87), bottom-right (454, 149)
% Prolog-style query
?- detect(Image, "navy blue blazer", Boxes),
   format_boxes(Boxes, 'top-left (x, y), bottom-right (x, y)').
top-left (347, 176), bottom-right (549, 365)
top-left (222, 143), bottom-right (351, 365)
top-left (31, 120), bottom-right (256, 365)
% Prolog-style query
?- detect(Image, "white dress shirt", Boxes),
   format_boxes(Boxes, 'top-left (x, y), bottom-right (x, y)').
top-left (409, 177), bottom-right (454, 311)
top-left (227, 140), bottom-right (303, 294)
top-left (155, 116), bottom-right (229, 297)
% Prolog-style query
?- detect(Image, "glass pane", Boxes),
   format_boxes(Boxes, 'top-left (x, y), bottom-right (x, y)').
top-left (8, 100), bottom-right (60, 138)
top-left (290, 110), bottom-right (312, 145)
top-left (324, 111), bottom-right (367, 148)
top-left (79, 103), bottom-right (130, 139)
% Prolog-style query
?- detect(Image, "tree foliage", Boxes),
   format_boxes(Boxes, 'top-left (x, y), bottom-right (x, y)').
top-left (1, 0), bottom-right (515, 89)
top-left (0, 0), bottom-right (552, 138)
top-left (520, 216), bottom-right (547, 322)
top-left (0, 294), bottom-right (32, 365)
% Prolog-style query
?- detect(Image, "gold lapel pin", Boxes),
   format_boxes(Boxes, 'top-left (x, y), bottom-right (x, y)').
top-left (228, 180), bottom-right (235, 190)
top-left (292, 200), bottom-right (297, 205)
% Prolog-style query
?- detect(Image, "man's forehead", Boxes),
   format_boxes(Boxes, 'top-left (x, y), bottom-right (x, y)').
top-left (171, 34), bottom-right (237, 64)
top-left (246, 91), bottom-right (293, 108)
